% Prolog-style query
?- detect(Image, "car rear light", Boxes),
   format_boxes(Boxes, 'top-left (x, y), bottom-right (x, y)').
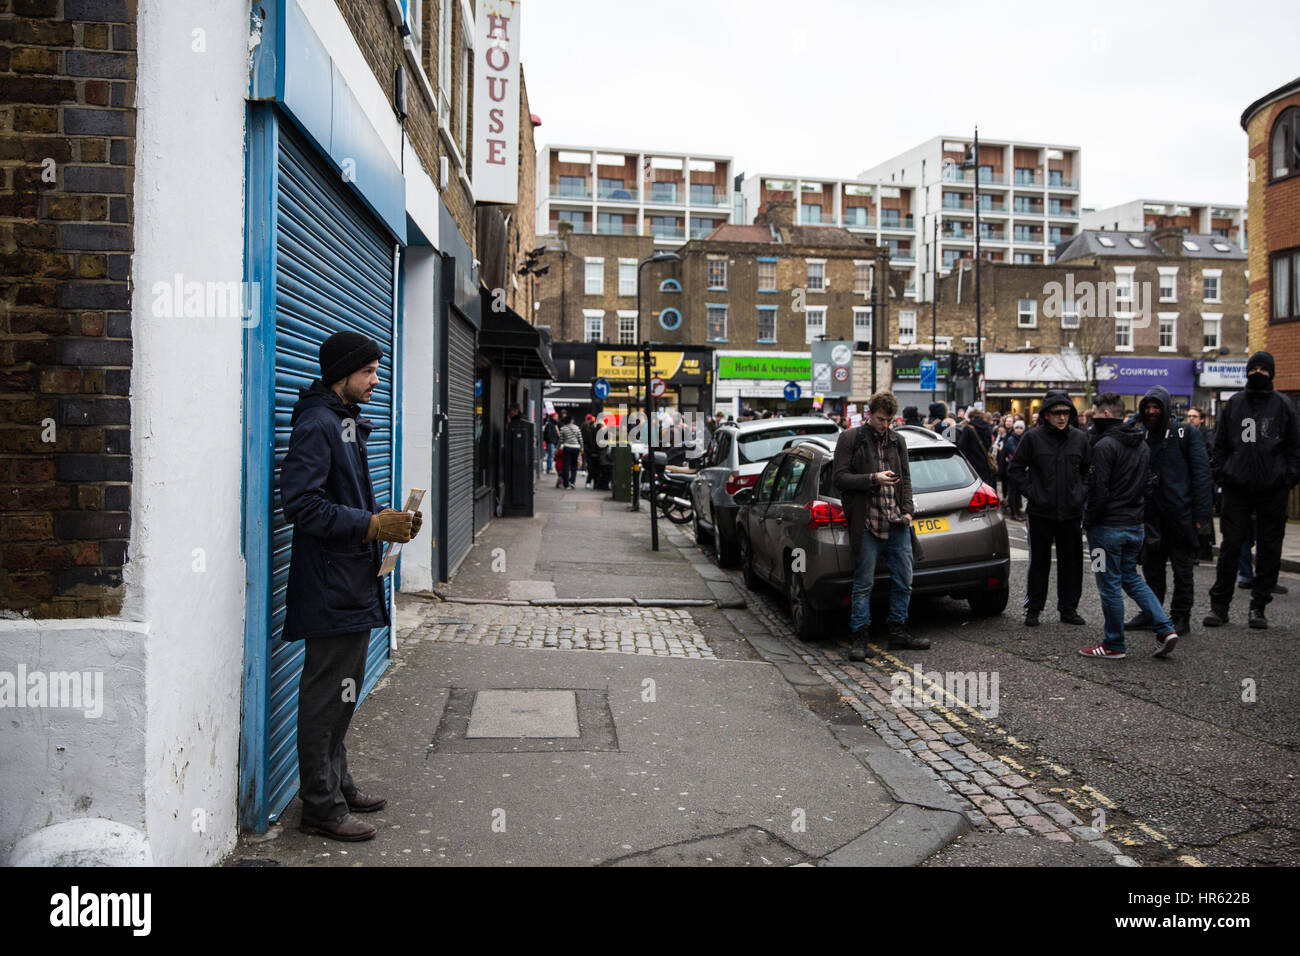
top-left (725, 472), bottom-right (760, 496)
top-left (987, 577), bottom-right (1002, 590)
top-left (805, 500), bottom-right (847, 528)
top-left (968, 482), bottom-right (1000, 513)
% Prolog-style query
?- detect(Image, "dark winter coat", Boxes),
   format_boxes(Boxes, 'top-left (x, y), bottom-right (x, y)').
top-left (542, 418), bottom-right (560, 445)
top-left (1130, 385), bottom-right (1213, 548)
top-left (956, 419), bottom-right (995, 485)
top-left (997, 432), bottom-right (1020, 479)
top-left (280, 381), bottom-right (389, 642)
top-left (1211, 381), bottom-right (1300, 493)
top-left (1084, 417), bottom-right (1150, 528)
top-left (833, 424), bottom-right (915, 562)
top-left (1007, 390), bottom-right (1092, 520)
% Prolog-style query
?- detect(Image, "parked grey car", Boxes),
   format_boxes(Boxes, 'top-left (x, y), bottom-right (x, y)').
top-left (691, 417), bottom-right (842, 566)
top-left (733, 425), bottom-right (1010, 641)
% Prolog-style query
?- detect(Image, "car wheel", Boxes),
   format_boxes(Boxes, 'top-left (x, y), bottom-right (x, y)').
top-left (717, 528), bottom-right (741, 568)
top-left (968, 587), bottom-right (1010, 617)
top-left (739, 531), bottom-right (761, 590)
top-left (786, 569), bottom-right (824, 643)
top-left (692, 510), bottom-right (712, 546)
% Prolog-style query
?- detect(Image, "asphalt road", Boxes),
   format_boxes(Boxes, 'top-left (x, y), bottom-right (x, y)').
top-left (698, 517), bottom-right (1300, 866)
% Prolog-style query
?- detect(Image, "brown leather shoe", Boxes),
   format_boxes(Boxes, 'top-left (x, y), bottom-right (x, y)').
top-left (344, 791), bottom-right (387, 813)
top-left (300, 812), bottom-right (377, 842)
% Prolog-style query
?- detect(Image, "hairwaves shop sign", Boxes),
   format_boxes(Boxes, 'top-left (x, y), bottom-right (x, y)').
top-left (472, 0), bottom-right (521, 204)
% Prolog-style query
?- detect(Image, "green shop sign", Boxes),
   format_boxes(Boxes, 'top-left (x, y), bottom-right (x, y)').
top-left (718, 356), bottom-right (812, 380)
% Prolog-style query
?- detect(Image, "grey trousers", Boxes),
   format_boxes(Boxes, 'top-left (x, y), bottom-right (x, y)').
top-left (297, 630), bottom-right (370, 823)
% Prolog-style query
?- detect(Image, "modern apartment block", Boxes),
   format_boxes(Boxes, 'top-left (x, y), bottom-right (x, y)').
top-left (737, 173), bottom-right (921, 301)
top-left (535, 144), bottom-right (735, 246)
top-left (1082, 199), bottom-right (1247, 249)
top-left (859, 135), bottom-right (1083, 291)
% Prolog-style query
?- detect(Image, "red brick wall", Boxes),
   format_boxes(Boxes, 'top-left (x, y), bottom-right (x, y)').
top-left (1245, 88), bottom-right (1300, 392)
top-left (1, 0), bottom-right (136, 617)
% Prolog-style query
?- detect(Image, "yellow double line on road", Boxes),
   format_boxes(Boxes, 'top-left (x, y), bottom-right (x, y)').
top-left (858, 643), bottom-right (1205, 867)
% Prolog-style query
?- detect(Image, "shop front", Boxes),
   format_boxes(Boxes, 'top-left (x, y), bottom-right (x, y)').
top-left (982, 352), bottom-right (1090, 419)
top-left (1195, 359), bottom-right (1247, 420)
top-left (546, 343), bottom-right (713, 421)
top-left (891, 351), bottom-right (953, 414)
top-left (1096, 356), bottom-right (1196, 414)
top-left (715, 352), bottom-right (813, 416)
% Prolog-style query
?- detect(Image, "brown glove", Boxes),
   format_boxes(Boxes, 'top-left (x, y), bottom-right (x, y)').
top-left (410, 510), bottom-right (423, 539)
top-left (365, 508), bottom-right (412, 543)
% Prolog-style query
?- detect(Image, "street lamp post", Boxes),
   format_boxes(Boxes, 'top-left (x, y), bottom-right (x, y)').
top-left (636, 250), bottom-right (681, 552)
top-left (958, 126), bottom-right (984, 406)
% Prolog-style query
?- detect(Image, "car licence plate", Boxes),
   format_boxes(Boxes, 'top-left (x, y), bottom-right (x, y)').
top-left (913, 516), bottom-right (950, 534)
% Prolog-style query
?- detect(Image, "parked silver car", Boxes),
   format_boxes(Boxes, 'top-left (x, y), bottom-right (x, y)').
top-left (733, 425), bottom-right (1010, 641)
top-left (691, 417), bottom-right (842, 566)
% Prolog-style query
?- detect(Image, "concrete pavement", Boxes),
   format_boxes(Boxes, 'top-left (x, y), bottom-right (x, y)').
top-left (227, 472), bottom-right (994, 866)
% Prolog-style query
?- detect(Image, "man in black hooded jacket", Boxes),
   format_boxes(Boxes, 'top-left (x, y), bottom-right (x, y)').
top-left (1008, 389), bottom-right (1092, 626)
top-left (1204, 351), bottom-right (1300, 629)
top-left (1123, 385), bottom-right (1212, 637)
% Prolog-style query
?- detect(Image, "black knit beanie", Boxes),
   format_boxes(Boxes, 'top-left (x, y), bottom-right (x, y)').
top-left (1246, 351), bottom-right (1275, 377)
top-left (320, 331), bottom-right (382, 386)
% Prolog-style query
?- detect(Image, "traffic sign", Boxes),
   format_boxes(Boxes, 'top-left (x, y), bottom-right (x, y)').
top-left (832, 366), bottom-right (849, 384)
top-left (919, 359), bottom-right (937, 391)
top-left (650, 377), bottom-right (666, 398)
top-left (474, 377), bottom-right (483, 398)
top-left (783, 381), bottom-right (802, 402)
top-left (977, 372), bottom-right (986, 395)
top-left (592, 377), bottom-right (611, 400)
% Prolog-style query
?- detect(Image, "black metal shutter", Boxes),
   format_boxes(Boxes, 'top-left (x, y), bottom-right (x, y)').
top-left (445, 311), bottom-right (475, 575)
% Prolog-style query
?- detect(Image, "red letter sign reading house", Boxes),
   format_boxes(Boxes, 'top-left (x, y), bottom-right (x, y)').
top-left (472, 0), bottom-right (521, 203)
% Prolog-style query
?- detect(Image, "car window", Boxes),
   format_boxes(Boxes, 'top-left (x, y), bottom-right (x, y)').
top-left (715, 432), bottom-right (732, 467)
top-left (819, 462), bottom-right (835, 497)
top-left (774, 458), bottom-right (808, 503)
top-left (757, 456), bottom-right (782, 501)
top-left (737, 424), bottom-right (840, 465)
top-left (909, 448), bottom-right (975, 493)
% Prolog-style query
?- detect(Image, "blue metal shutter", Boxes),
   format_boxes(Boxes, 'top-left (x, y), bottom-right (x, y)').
top-left (445, 312), bottom-right (475, 575)
top-left (266, 121), bottom-right (395, 822)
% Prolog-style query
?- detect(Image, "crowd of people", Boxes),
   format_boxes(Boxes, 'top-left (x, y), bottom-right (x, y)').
top-left (834, 350), bottom-right (1300, 663)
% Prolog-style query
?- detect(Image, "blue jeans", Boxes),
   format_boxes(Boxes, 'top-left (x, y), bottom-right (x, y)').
top-left (1086, 524), bottom-right (1173, 652)
top-left (850, 523), bottom-right (913, 632)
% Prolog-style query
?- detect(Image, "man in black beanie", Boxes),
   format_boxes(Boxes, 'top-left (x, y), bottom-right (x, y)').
top-left (1204, 351), bottom-right (1300, 629)
top-left (279, 330), bottom-right (423, 840)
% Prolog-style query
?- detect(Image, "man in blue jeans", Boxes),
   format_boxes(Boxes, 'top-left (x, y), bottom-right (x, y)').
top-left (833, 391), bottom-right (929, 658)
top-left (1080, 393), bottom-right (1177, 659)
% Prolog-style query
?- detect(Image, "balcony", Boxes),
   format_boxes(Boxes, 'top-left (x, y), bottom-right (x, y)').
top-left (976, 201), bottom-right (1008, 214)
top-left (1013, 232), bottom-right (1043, 243)
top-left (597, 183), bottom-right (639, 201)
top-left (689, 189), bottom-right (728, 208)
top-left (596, 221), bottom-right (636, 235)
top-left (977, 170), bottom-right (1007, 185)
top-left (553, 218), bottom-right (591, 234)
top-left (880, 214), bottom-right (915, 230)
top-left (943, 227), bottom-right (973, 240)
top-left (800, 209), bottom-right (824, 224)
top-left (650, 224), bottom-right (685, 240)
top-left (1013, 204), bottom-right (1044, 216)
top-left (646, 184), bottom-right (683, 205)
top-left (1047, 176), bottom-right (1078, 190)
top-left (1047, 206), bottom-right (1078, 219)
top-left (978, 228), bottom-right (1006, 242)
top-left (551, 181), bottom-right (591, 200)
top-left (842, 209), bottom-right (874, 227)
top-left (689, 224), bottom-right (718, 239)
top-left (889, 250), bottom-right (916, 263)
top-left (1013, 174), bottom-right (1044, 187)
top-left (942, 198), bottom-right (973, 212)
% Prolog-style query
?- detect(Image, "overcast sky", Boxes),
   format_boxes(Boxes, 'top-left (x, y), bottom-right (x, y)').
top-left (518, 0), bottom-right (1299, 211)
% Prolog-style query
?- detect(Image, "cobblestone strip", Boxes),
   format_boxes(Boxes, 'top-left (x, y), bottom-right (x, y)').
top-left (406, 601), bottom-right (716, 659)
top-left (675, 526), bottom-right (1149, 865)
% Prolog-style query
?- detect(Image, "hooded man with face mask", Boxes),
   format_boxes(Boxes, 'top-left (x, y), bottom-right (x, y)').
top-left (1204, 351), bottom-right (1300, 629)
top-left (1121, 385), bottom-right (1212, 637)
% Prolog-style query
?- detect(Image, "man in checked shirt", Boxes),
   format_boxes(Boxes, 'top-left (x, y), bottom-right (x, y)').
top-left (833, 391), bottom-right (930, 659)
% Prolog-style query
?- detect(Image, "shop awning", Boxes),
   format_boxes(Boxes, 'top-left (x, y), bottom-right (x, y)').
top-left (477, 295), bottom-right (556, 380)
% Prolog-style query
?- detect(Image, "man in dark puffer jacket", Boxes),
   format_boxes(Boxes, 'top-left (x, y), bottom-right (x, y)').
top-left (1079, 392), bottom-right (1177, 660)
top-left (1204, 351), bottom-right (1300, 629)
top-left (1007, 389), bottom-right (1092, 626)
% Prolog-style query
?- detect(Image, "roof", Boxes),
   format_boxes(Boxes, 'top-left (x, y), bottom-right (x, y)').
top-left (705, 223), bottom-right (774, 243)
top-left (1053, 230), bottom-right (1246, 264)
top-left (1241, 75), bottom-right (1300, 130)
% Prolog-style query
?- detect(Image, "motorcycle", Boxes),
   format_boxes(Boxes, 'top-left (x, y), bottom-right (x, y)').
top-left (640, 451), bottom-right (695, 525)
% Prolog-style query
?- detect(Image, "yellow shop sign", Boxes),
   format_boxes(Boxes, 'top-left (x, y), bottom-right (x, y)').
top-left (596, 350), bottom-right (686, 381)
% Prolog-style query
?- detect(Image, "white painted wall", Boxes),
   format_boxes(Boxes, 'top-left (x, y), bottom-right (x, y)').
top-left (399, 246), bottom-right (436, 592)
top-left (131, 0), bottom-right (250, 865)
